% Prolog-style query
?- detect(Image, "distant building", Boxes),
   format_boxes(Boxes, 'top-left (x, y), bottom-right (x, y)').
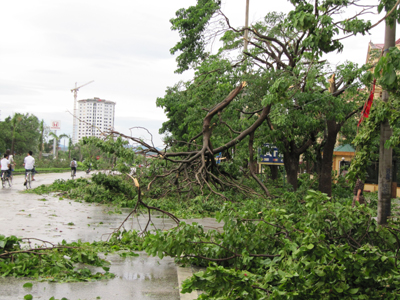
top-left (366, 38), bottom-right (400, 99)
top-left (76, 97), bottom-right (116, 142)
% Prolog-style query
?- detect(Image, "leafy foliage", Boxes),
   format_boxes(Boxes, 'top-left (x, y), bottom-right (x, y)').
top-left (29, 176), bottom-right (138, 208)
top-left (25, 167), bottom-right (400, 298)
top-left (158, 0), bottom-right (376, 196)
top-left (143, 190), bottom-right (400, 299)
top-left (375, 47), bottom-right (400, 93)
top-left (348, 97), bottom-right (400, 183)
top-left (169, 0), bottom-right (221, 73)
top-left (30, 172), bottom-right (269, 219)
top-left (0, 113), bottom-right (40, 155)
top-left (378, 0), bottom-right (400, 26)
top-left (0, 235), bottom-right (114, 282)
top-left (92, 230), bottom-right (144, 253)
top-left (13, 167), bottom-right (71, 174)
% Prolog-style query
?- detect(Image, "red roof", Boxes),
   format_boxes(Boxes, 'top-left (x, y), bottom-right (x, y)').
top-left (370, 38), bottom-right (400, 49)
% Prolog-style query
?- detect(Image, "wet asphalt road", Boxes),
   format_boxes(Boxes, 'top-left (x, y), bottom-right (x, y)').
top-left (0, 171), bottom-right (214, 300)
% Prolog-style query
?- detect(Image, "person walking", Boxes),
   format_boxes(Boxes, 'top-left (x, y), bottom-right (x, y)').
top-left (23, 151), bottom-right (35, 186)
top-left (352, 177), bottom-right (365, 207)
top-left (70, 158), bottom-right (77, 176)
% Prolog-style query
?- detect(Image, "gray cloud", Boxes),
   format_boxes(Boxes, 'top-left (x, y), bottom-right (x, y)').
top-left (0, 82), bottom-right (40, 96)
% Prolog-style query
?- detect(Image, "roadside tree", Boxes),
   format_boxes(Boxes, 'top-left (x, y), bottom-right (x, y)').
top-left (155, 1), bottom-right (374, 194)
top-left (0, 113), bottom-right (40, 156)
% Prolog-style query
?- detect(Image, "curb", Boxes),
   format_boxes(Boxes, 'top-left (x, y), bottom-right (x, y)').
top-left (177, 266), bottom-right (198, 300)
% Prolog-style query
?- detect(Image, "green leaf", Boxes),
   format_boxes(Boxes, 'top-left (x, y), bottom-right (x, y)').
top-left (349, 288), bottom-right (359, 294)
top-left (334, 287), bottom-right (343, 293)
top-left (23, 282), bottom-right (33, 288)
top-left (24, 295), bottom-right (33, 300)
top-left (307, 244), bottom-right (314, 249)
top-left (388, 70), bottom-right (396, 85)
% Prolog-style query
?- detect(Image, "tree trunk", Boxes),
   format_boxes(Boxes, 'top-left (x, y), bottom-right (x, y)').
top-left (39, 143), bottom-right (43, 160)
top-left (11, 137), bottom-right (15, 155)
top-left (378, 21), bottom-right (396, 225)
top-left (249, 133), bottom-right (270, 197)
top-left (283, 151), bottom-right (300, 190)
top-left (306, 160), bottom-right (313, 174)
top-left (269, 165), bottom-right (278, 180)
top-left (55, 139), bottom-right (59, 159)
top-left (318, 120), bottom-right (339, 197)
top-left (39, 126), bottom-right (44, 160)
top-left (11, 127), bottom-right (17, 155)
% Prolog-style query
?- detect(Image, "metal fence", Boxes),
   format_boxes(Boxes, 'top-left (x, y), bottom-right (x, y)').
top-left (364, 160), bottom-right (399, 185)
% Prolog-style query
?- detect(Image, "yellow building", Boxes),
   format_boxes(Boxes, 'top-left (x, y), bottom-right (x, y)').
top-left (362, 39), bottom-right (400, 197)
top-left (366, 38), bottom-right (400, 99)
top-left (332, 144), bottom-right (355, 175)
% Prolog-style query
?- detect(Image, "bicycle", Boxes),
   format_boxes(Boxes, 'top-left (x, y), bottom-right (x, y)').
top-left (25, 169), bottom-right (34, 189)
top-left (1, 171), bottom-right (11, 188)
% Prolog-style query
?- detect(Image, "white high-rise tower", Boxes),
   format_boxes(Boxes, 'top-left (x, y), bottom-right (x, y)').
top-left (76, 97), bottom-right (116, 142)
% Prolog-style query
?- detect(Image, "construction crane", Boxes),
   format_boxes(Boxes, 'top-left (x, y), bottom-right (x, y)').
top-left (71, 81), bottom-right (94, 144)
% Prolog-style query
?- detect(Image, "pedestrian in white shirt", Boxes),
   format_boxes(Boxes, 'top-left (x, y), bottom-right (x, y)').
top-left (23, 151), bottom-right (35, 186)
top-left (1, 154), bottom-right (10, 179)
top-left (5, 149), bottom-right (15, 178)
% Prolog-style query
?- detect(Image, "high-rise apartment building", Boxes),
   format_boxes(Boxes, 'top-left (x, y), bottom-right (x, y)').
top-left (75, 97), bottom-right (116, 143)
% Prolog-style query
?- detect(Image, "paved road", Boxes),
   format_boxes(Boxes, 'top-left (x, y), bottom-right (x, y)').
top-left (0, 171), bottom-right (203, 300)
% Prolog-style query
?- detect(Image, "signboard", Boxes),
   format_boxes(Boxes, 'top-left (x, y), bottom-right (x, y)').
top-left (259, 143), bottom-right (284, 165)
top-left (215, 152), bottom-right (226, 164)
top-left (50, 120), bottom-right (61, 130)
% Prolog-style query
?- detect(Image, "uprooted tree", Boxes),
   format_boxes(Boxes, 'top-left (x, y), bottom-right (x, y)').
top-left (93, 0), bottom-right (385, 198)
top-left (17, 2), bottom-right (400, 298)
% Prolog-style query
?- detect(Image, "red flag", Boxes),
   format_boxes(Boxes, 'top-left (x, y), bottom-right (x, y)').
top-left (358, 79), bottom-right (376, 127)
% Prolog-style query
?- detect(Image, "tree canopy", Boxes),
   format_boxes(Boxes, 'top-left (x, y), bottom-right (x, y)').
top-left (0, 113), bottom-right (41, 156)
top-left (153, 0), bottom-right (386, 195)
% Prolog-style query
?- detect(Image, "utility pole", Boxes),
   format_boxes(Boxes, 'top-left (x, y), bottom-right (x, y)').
top-left (71, 81), bottom-right (94, 144)
top-left (244, 0), bottom-right (250, 52)
top-left (53, 130), bottom-right (57, 157)
top-left (377, 20), bottom-right (396, 225)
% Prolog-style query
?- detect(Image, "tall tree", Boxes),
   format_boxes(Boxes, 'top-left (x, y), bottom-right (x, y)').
top-left (378, 2), bottom-right (397, 224)
top-left (0, 113), bottom-right (40, 156)
top-left (110, 1), bottom-right (394, 197)
top-left (162, 2), bottom-right (374, 193)
top-left (38, 120), bottom-right (45, 160)
top-left (349, 0), bottom-right (400, 221)
top-left (49, 132), bottom-right (69, 159)
top-left (66, 136), bottom-right (73, 159)
top-left (10, 113), bottom-right (23, 155)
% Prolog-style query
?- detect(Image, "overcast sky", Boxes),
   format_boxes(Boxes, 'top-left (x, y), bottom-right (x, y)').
top-left (0, 0), bottom-right (395, 147)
